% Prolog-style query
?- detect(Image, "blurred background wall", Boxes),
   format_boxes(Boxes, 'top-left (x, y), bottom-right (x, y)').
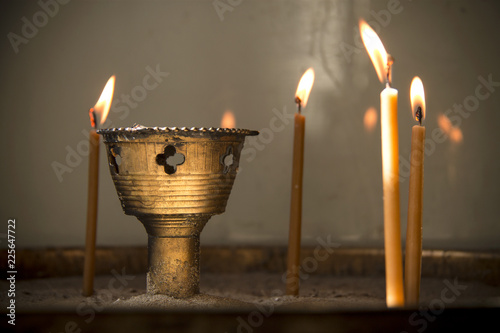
top-left (1, 0), bottom-right (499, 250)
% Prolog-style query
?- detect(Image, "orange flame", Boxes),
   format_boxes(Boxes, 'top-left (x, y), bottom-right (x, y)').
top-left (410, 76), bottom-right (426, 122)
top-left (438, 114), bottom-right (463, 144)
top-left (295, 68), bottom-right (315, 108)
top-left (90, 75), bottom-right (115, 128)
top-left (359, 20), bottom-right (388, 84)
top-left (437, 114), bottom-right (452, 134)
top-left (363, 107), bottom-right (378, 133)
top-left (221, 110), bottom-right (236, 128)
top-left (450, 128), bottom-right (463, 143)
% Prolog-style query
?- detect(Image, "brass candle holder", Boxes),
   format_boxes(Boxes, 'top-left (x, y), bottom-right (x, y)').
top-left (98, 125), bottom-right (258, 298)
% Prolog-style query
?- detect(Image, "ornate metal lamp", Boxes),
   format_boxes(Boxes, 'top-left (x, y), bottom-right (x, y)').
top-left (98, 125), bottom-right (258, 298)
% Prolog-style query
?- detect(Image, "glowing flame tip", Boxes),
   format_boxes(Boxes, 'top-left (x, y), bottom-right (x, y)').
top-left (438, 113), bottom-right (463, 144)
top-left (91, 75), bottom-right (115, 127)
top-left (295, 68), bottom-right (315, 108)
top-left (363, 107), bottom-right (378, 133)
top-left (359, 19), bottom-right (389, 84)
top-left (410, 76), bottom-right (426, 123)
top-left (221, 110), bottom-right (236, 128)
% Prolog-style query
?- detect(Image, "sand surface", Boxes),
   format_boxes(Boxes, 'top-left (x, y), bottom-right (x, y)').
top-left (2, 273), bottom-right (499, 312)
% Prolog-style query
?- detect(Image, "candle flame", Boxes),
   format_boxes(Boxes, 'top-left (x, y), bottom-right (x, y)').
top-left (90, 75), bottom-right (115, 128)
top-left (450, 127), bottom-right (463, 143)
top-left (437, 114), bottom-right (452, 133)
top-left (221, 110), bottom-right (236, 128)
top-left (438, 113), bottom-right (463, 144)
top-left (295, 68), bottom-right (315, 108)
top-left (359, 20), bottom-right (388, 84)
top-left (363, 107), bottom-right (378, 133)
top-left (410, 76), bottom-right (426, 123)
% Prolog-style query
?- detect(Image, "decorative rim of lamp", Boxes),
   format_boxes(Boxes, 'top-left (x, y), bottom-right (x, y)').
top-left (97, 124), bottom-right (259, 137)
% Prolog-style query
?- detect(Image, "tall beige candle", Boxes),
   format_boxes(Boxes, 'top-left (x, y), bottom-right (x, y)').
top-left (381, 85), bottom-right (405, 308)
top-left (360, 19), bottom-right (404, 307)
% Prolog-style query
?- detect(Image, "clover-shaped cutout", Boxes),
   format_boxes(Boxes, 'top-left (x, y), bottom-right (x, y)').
top-left (220, 146), bottom-right (234, 174)
top-left (156, 145), bottom-right (185, 175)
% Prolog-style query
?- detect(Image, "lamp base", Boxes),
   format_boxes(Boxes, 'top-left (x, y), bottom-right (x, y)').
top-left (139, 214), bottom-right (209, 298)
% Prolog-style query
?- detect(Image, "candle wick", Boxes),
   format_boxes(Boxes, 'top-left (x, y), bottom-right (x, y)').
top-left (386, 54), bottom-right (394, 87)
top-left (89, 108), bottom-right (98, 130)
top-left (295, 96), bottom-right (302, 114)
top-left (416, 106), bottom-right (422, 126)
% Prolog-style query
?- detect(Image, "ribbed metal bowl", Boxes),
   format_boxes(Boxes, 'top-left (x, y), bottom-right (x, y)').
top-left (99, 125), bottom-right (258, 217)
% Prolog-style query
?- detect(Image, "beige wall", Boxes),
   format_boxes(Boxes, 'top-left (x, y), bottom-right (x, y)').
top-left (1, 0), bottom-right (499, 249)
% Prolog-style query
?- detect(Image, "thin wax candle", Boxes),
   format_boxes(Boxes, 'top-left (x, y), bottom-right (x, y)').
top-left (83, 75), bottom-right (115, 297)
top-left (405, 77), bottom-right (426, 307)
top-left (286, 68), bottom-right (314, 296)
